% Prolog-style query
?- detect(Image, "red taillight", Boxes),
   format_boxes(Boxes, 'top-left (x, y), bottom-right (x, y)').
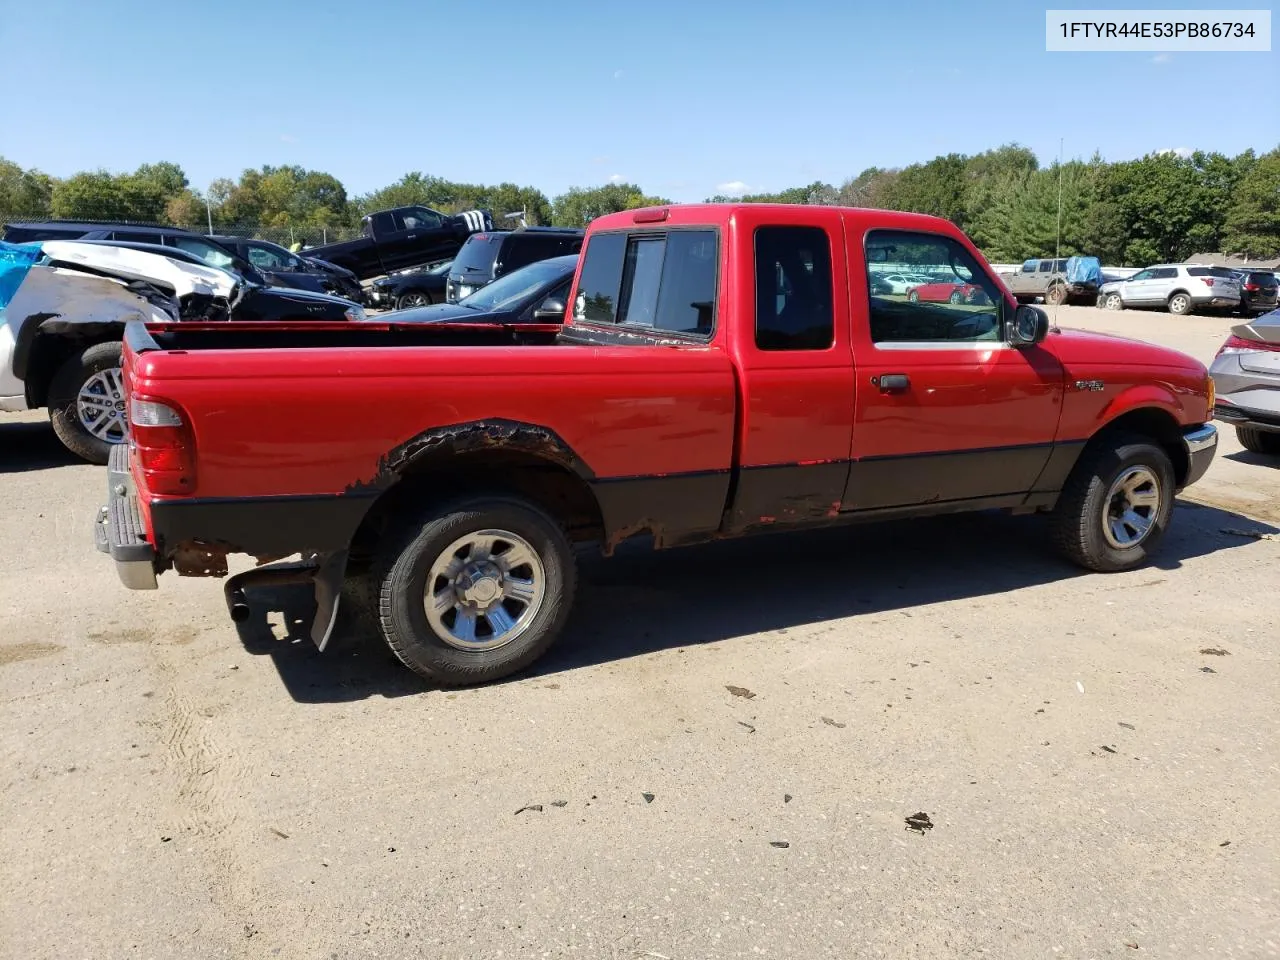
top-left (1217, 334), bottom-right (1280, 357)
top-left (130, 398), bottom-right (195, 496)
top-left (1200, 277), bottom-right (1215, 286)
top-left (1244, 283), bottom-right (1259, 291)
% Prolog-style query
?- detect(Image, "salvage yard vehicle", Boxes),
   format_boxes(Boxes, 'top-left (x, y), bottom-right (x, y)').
top-left (1098, 264), bottom-right (1241, 315)
top-left (446, 227), bottom-right (584, 303)
top-left (1006, 256), bottom-right (1103, 306)
top-left (1229, 269), bottom-right (1279, 316)
top-left (906, 277), bottom-right (987, 305)
top-left (1210, 308), bottom-right (1280, 455)
top-left (367, 260), bottom-right (452, 310)
top-left (383, 255), bottom-right (575, 323)
top-left (301, 205), bottom-right (492, 280)
top-left (211, 235), bottom-right (365, 303)
top-left (1, 240), bottom-right (365, 463)
top-left (96, 204), bottom-right (1218, 687)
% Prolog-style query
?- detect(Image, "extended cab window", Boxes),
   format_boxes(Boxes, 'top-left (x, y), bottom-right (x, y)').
top-left (754, 226), bottom-right (833, 351)
top-left (864, 230), bottom-right (1002, 344)
top-left (572, 230), bottom-right (717, 336)
top-left (396, 207), bottom-right (443, 231)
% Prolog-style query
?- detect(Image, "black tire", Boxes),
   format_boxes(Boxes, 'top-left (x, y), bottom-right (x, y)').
top-left (47, 341), bottom-right (125, 465)
top-left (907, 290), bottom-right (920, 303)
top-left (949, 290), bottom-right (963, 304)
top-left (1167, 291), bottom-right (1194, 316)
top-left (396, 291), bottom-right (433, 310)
top-left (1237, 426), bottom-right (1280, 456)
top-left (1049, 433), bottom-right (1176, 573)
top-left (373, 495), bottom-right (577, 686)
top-left (1045, 284), bottom-right (1066, 306)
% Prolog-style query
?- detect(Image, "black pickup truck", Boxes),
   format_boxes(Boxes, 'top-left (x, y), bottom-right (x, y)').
top-left (302, 205), bottom-right (492, 280)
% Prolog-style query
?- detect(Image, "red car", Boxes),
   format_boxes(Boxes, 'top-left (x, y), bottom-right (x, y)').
top-left (97, 204), bottom-right (1218, 686)
top-left (906, 278), bottom-right (987, 304)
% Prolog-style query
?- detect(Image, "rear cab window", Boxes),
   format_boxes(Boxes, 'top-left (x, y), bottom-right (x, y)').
top-left (570, 229), bottom-right (717, 337)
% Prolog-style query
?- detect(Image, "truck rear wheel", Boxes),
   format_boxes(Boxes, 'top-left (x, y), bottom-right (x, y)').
top-left (1237, 425), bottom-right (1280, 456)
top-left (1049, 433), bottom-right (1175, 572)
top-left (373, 495), bottom-right (577, 686)
top-left (47, 341), bottom-right (127, 465)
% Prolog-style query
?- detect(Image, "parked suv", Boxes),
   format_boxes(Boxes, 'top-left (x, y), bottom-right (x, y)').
top-left (1228, 269), bottom-right (1279, 315)
top-left (446, 227), bottom-right (583, 303)
top-left (1098, 264), bottom-right (1241, 315)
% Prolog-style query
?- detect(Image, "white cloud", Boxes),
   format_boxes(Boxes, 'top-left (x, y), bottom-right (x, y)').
top-left (1158, 146), bottom-right (1193, 159)
top-left (608, 173), bottom-right (626, 184)
top-left (1151, 53), bottom-right (1172, 63)
top-left (613, 69), bottom-right (624, 80)
top-left (716, 180), bottom-right (749, 196)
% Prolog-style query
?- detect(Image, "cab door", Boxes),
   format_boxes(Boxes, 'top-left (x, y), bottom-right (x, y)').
top-left (843, 225), bottom-right (1065, 511)
top-left (724, 212), bottom-right (856, 529)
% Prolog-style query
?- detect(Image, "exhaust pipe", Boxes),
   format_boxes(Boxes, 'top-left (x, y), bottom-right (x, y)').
top-left (223, 561), bottom-right (319, 623)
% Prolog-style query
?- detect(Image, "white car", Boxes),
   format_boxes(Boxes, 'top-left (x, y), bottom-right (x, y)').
top-left (1098, 264), bottom-right (1241, 316)
top-left (877, 272), bottom-right (937, 295)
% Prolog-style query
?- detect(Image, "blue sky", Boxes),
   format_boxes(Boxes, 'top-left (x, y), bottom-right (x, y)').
top-left (2, 0), bottom-right (1276, 202)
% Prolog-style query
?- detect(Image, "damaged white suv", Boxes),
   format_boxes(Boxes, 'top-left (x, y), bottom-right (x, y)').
top-left (1, 240), bottom-right (363, 463)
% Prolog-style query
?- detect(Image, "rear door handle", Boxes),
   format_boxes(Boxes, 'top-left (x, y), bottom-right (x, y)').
top-left (873, 373), bottom-right (910, 392)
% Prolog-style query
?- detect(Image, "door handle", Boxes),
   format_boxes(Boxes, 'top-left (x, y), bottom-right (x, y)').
top-left (873, 373), bottom-right (910, 392)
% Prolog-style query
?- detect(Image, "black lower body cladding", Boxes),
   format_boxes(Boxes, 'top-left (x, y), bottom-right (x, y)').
top-left (148, 493), bottom-right (379, 558)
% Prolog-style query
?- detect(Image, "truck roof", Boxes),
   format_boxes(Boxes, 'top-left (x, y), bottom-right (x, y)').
top-left (587, 203), bottom-right (959, 233)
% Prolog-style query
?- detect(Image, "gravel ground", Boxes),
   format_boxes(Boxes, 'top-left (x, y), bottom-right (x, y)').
top-left (1, 305), bottom-right (1277, 960)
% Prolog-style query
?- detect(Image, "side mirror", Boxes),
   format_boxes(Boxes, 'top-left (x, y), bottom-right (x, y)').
top-left (1009, 304), bottom-right (1049, 347)
top-left (533, 297), bottom-right (566, 321)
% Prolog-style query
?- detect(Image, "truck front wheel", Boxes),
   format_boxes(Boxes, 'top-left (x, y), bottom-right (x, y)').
top-left (47, 341), bottom-right (127, 465)
top-left (1045, 284), bottom-right (1066, 306)
top-left (374, 495), bottom-right (577, 686)
top-left (1050, 434), bottom-right (1175, 572)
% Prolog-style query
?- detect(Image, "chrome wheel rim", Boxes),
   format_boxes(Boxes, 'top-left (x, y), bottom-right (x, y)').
top-left (1106, 294), bottom-right (1122, 310)
top-left (1102, 466), bottom-right (1161, 549)
top-left (424, 529), bottom-right (545, 652)
top-left (1170, 295), bottom-right (1188, 313)
top-left (76, 367), bottom-right (128, 443)
top-left (402, 294), bottom-right (428, 307)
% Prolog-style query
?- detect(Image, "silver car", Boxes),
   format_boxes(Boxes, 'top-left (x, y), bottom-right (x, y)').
top-left (1099, 264), bottom-right (1241, 316)
top-left (1209, 309), bottom-right (1280, 455)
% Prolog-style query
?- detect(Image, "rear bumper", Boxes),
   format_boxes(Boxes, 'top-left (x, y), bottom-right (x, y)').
top-left (1214, 402), bottom-right (1280, 434)
top-left (95, 444), bottom-right (158, 590)
top-left (1181, 423), bottom-right (1218, 488)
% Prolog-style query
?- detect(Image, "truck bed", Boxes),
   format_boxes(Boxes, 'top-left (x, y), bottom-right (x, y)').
top-left (128, 320), bottom-right (562, 354)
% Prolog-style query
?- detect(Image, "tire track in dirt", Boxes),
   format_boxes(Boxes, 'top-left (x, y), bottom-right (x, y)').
top-left (150, 654), bottom-right (275, 957)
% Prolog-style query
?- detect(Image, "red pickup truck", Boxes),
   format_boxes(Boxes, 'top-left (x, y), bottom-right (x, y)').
top-left (96, 204), bottom-right (1218, 686)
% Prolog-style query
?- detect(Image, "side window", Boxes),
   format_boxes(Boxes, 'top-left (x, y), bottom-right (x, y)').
top-left (170, 236), bottom-right (236, 269)
top-left (112, 231), bottom-right (159, 243)
top-left (396, 207), bottom-right (443, 231)
top-left (369, 212), bottom-right (394, 236)
top-left (1021, 260), bottom-right (1037, 273)
top-left (864, 229), bottom-right (1003, 345)
top-left (1129, 269), bottom-right (1152, 281)
top-left (246, 243), bottom-right (288, 270)
top-left (1155, 267), bottom-right (1178, 279)
top-left (1038, 260), bottom-right (1054, 273)
top-left (755, 226), bottom-right (833, 351)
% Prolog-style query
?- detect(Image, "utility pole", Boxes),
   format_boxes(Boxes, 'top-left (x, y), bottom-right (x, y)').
top-left (1055, 137), bottom-right (1064, 262)
top-left (205, 196), bottom-right (214, 236)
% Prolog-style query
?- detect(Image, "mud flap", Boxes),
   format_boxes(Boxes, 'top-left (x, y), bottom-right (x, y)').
top-left (310, 550), bottom-right (349, 651)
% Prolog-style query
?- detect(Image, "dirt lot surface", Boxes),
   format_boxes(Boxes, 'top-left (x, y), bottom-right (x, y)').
top-left (2, 305), bottom-right (1277, 959)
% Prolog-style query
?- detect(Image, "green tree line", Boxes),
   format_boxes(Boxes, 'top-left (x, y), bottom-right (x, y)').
top-left (3, 143), bottom-right (1276, 262)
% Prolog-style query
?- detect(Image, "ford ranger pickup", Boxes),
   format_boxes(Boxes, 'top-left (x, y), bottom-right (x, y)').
top-left (301, 205), bottom-right (492, 280)
top-left (95, 204), bottom-right (1219, 686)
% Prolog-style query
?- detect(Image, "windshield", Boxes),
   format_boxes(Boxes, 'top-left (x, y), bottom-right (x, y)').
top-left (460, 259), bottom-right (569, 312)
